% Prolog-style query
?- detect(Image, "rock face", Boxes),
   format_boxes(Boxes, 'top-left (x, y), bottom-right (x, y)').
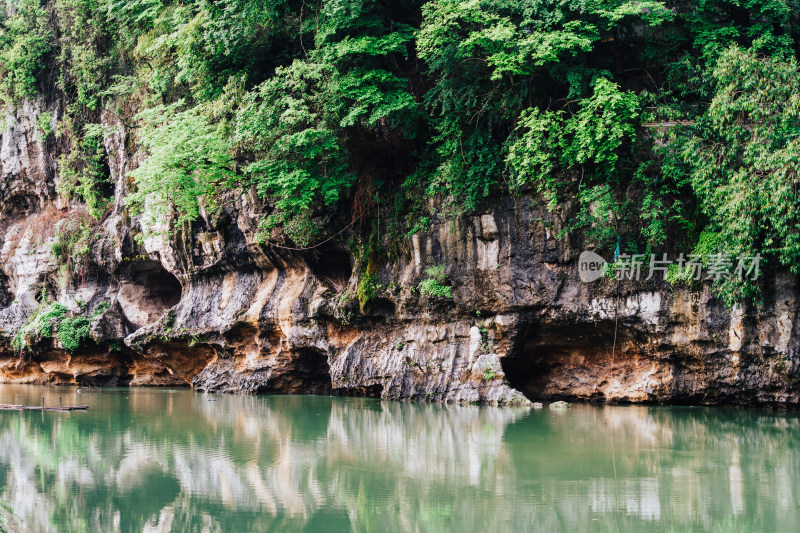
top-left (0, 99), bottom-right (798, 406)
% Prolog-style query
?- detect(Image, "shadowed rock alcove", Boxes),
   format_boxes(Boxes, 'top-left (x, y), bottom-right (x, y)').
top-left (117, 260), bottom-right (183, 328)
top-left (277, 348), bottom-right (383, 398)
top-left (279, 348), bottom-right (335, 395)
top-left (306, 247), bottom-right (352, 292)
top-left (502, 320), bottom-right (628, 402)
top-left (0, 270), bottom-right (11, 309)
top-left (1, 193), bottom-right (39, 222)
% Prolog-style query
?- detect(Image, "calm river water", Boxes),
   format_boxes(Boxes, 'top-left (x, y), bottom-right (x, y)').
top-left (0, 385), bottom-right (797, 532)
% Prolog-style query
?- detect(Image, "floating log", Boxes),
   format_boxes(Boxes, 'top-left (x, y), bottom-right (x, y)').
top-left (0, 403), bottom-right (88, 411)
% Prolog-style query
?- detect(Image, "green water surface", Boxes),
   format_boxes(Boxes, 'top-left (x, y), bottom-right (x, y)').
top-left (0, 385), bottom-right (797, 532)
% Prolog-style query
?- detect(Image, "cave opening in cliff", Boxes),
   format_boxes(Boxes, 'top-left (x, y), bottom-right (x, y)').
top-left (306, 247), bottom-right (352, 292)
top-left (118, 260), bottom-right (183, 326)
top-left (1, 193), bottom-right (39, 224)
top-left (501, 320), bottom-right (622, 402)
top-left (280, 348), bottom-right (335, 395)
top-left (276, 348), bottom-right (383, 398)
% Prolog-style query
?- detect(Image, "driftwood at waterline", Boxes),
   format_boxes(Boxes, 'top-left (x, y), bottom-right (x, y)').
top-left (0, 396), bottom-right (89, 411)
top-left (0, 404), bottom-right (89, 411)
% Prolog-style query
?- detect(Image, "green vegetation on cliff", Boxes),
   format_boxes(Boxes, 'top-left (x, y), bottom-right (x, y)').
top-left (10, 294), bottom-right (103, 353)
top-left (1, 0), bottom-right (799, 303)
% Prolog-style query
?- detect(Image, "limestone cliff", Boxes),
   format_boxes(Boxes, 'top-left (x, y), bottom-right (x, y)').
top-left (0, 99), bottom-right (798, 406)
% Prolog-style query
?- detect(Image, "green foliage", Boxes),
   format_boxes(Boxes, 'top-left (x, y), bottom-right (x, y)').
top-left (51, 213), bottom-right (94, 285)
top-left (356, 272), bottom-right (379, 313)
top-left (405, 216), bottom-right (430, 238)
top-left (55, 314), bottom-right (92, 352)
top-left (121, 0), bottom-right (297, 102)
top-left (662, 47), bottom-right (800, 303)
top-left (12, 300), bottom-right (68, 353)
top-left (506, 78), bottom-right (639, 214)
top-left (679, 0), bottom-right (800, 62)
top-left (418, 278), bottom-right (451, 298)
top-left (418, 264), bottom-right (452, 299)
top-left (54, 0), bottom-right (114, 114)
top-left (92, 301), bottom-right (110, 317)
top-left (483, 368), bottom-right (496, 381)
top-left (12, 290), bottom-right (105, 353)
top-left (417, 0), bottom-right (667, 214)
top-left (235, 59), bottom-right (355, 244)
top-left (664, 230), bottom-right (725, 286)
top-left (126, 102), bottom-right (234, 240)
top-left (57, 123), bottom-right (111, 219)
top-left (0, 0), bottom-right (53, 104)
top-left (561, 79), bottom-right (639, 171)
top-left (506, 108), bottom-right (562, 205)
top-left (234, 0), bottom-right (419, 244)
top-left (569, 182), bottom-right (623, 247)
top-left (36, 110), bottom-right (54, 139)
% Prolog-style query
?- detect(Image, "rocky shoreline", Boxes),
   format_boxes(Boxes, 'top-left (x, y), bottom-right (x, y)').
top-left (0, 100), bottom-right (797, 406)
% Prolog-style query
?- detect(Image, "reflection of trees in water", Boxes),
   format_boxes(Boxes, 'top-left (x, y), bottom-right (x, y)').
top-left (0, 390), bottom-right (797, 532)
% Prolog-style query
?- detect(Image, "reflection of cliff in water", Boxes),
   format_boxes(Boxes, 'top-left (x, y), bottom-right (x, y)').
top-left (0, 387), bottom-right (798, 532)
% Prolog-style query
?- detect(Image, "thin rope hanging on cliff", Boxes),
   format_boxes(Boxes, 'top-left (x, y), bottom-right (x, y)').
top-left (612, 278), bottom-right (619, 367)
top-left (609, 235), bottom-right (621, 367)
top-left (262, 224), bottom-right (353, 251)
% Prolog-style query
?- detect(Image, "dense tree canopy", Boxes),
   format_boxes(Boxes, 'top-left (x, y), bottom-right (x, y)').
top-left (2, 0), bottom-right (800, 302)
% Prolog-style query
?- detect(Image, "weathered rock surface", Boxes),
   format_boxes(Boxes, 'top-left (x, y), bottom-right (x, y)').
top-left (0, 99), bottom-right (798, 406)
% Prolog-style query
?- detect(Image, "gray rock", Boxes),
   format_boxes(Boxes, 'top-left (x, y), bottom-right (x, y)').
top-left (0, 98), bottom-right (797, 407)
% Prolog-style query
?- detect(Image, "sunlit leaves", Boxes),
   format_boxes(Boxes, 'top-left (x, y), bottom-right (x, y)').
top-left (417, 0), bottom-right (664, 213)
top-left (562, 78), bottom-right (639, 170)
top-left (233, 0), bottom-right (420, 243)
top-left (127, 102), bottom-right (234, 238)
top-left (664, 46), bottom-right (800, 302)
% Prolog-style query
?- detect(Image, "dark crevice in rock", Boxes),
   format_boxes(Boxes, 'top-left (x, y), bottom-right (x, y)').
top-left (0, 270), bottom-right (11, 309)
top-left (77, 372), bottom-right (128, 387)
top-left (276, 348), bottom-right (334, 395)
top-left (97, 159), bottom-right (114, 198)
top-left (333, 383), bottom-right (383, 398)
top-left (68, 263), bottom-right (112, 292)
top-left (306, 247), bottom-right (352, 292)
top-left (368, 298), bottom-right (396, 318)
top-left (0, 193), bottom-right (40, 225)
top-left (35, 280), bottom-right (58, 302)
